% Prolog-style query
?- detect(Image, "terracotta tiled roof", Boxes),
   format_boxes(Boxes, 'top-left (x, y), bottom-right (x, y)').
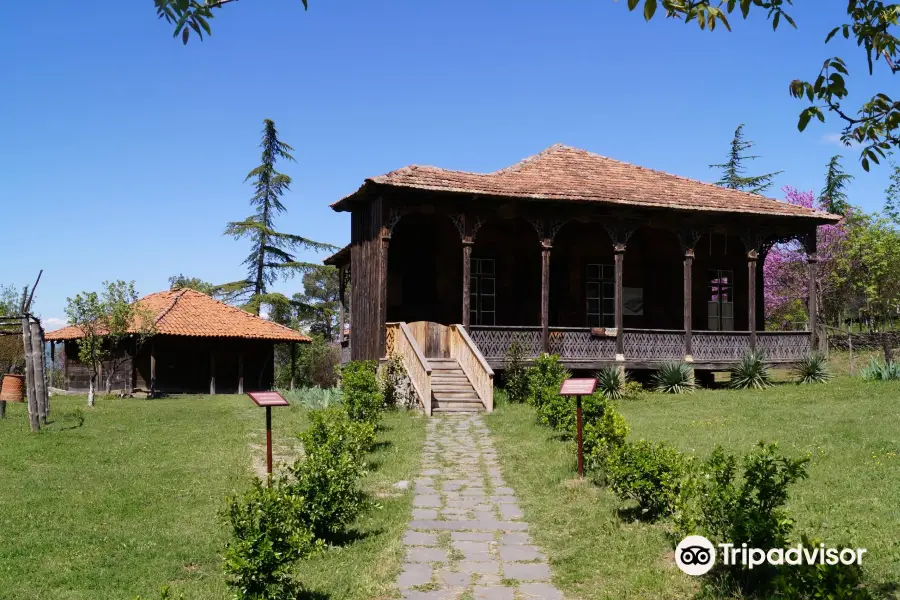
top-left (332, 144), bottom-right (839, 221)
top-left (46, 289), bottom-right (311, 342)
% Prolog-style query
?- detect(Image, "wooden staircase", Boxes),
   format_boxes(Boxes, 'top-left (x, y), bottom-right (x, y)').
top-left (430, 358), bottom-right (485, 413)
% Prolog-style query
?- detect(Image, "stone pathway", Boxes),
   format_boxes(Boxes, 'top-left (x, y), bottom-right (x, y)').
top-left (397, 414), bottom-right (564, 600)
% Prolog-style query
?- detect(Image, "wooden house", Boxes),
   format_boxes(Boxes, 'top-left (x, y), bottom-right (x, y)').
top-left (46, 289), bottom-right (310, 394)
top-left (325, 144), bottom-right (839, 414)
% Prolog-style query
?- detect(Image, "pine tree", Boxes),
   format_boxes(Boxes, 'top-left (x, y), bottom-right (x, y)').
top-left (710, 124), bottom-right (782, 195)
top-left (819, 155), bottom-right (853, 215)
top-left (221, 119), bottom-right (336, 315)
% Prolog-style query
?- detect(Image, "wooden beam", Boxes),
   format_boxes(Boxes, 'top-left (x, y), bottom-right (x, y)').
top-left (684, 249), bottom-right (694, 358)
top-left (462, 240), bottom-right (473, 329)
top-left (748, 250), bottom-right (758, 350)
top-left (21, 317), bottom-right (39, 432)
top-left (30, 322), bottom-right (47, 424)
top-left (540, 241), bottom-right (551, 354)
top-left (290, 342), bottom-right (296, 390)
top-left (808, 254), bottom-right (819, 351)
top-left (614, 244), bottom-right (625, 359)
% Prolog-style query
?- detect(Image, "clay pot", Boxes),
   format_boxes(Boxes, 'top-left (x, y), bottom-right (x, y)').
top-left (0, 374), bottom-right (25, 403)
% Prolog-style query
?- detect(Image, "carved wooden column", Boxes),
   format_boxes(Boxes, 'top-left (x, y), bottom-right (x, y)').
top-left (678, 229), bottom-right (701, 361)
top-left (614, 243), bottom-right (625, 359)
top-left (379, 207), bottom-right (405, 358)
top-left (802, 230), bottom-right (819, 352)
top-left (541, 239), bottom-right (551, 354)
top-left (748, 249), bottom-right (758, 350)
top-left (462, 239), bottom-right (473, 328)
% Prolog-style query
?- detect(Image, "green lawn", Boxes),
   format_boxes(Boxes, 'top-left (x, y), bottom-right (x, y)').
top-left (0, 394), bottom-right (425, 600)
top-left (486, 376), bottom-right (900, 600)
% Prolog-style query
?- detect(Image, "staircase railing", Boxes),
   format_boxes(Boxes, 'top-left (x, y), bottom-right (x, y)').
top-left (449, 324), bottom-right (494, 412)
top-left (385, 322), bottom-right (433, 416)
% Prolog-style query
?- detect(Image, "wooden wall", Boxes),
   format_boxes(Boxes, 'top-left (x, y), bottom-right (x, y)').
top-left (350, 195), bottom-right (385, 360)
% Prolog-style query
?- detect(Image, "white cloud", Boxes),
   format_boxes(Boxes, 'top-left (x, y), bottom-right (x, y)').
top-left (42, 317), bottom-right (66, 328)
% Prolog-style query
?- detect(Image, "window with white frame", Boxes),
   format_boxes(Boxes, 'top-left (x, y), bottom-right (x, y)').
top-left (470, 258), bottom-right (496, 326)
top-left (586, 263), bottom-right (615, 328)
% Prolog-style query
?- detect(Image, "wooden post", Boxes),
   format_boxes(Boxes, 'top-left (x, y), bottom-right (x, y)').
top-left (748, 250), bottom-right (758, 350)
top-left (462, 239), bottom-right (473, 329)
top-left (30, 322), bottom-right (47, 424)
top-left (238, 352), bottom-right (244, 395)
top-left (290, 342), bottom-right (296, 390)
top-left (684, 248), bottom-right (694, 359)
top-left (209, 350), bottom-right (216, 395)
top-left (150, 342), bottom-right (157, 396)
top-left (49, 340), bottom-right (55, 391)
top-left (808, 253), bottom-right (819, 351)
top-left (379, 231), bottom-right (391, 358)
top-left (21, 318), bottom-right (39, 432)
top-left (541, 240), bottom-right (551, 354)
top-left (614, 243), bottom-right (626, 360)
top-left (576, 395), bottom-right (584, 479)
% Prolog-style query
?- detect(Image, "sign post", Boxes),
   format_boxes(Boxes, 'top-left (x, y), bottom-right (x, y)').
top-left (247, 391), bottom-right (290, 484)
top-left (559, 377), bottom-right (598, 479)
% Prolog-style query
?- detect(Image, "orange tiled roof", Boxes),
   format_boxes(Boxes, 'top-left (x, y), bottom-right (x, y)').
top-left (46, 289), bottom-right (311, 342)
top-left (332, 144), bottom-right (839, 222)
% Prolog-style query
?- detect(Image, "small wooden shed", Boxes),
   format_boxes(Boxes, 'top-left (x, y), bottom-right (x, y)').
top-left (46, 289), bottom-right (310, 394)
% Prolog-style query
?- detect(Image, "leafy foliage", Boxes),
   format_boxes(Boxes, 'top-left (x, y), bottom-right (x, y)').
top-left (525, 353), bottom-right (570, 416)
top-left (680, 442), bottom-right (810, 590)
top-left (860, 358), bottom-right (900, 381)
top-left (295, 266), bottom-right (342, 341)
top-left (223, 479), bottom-right (319, 600)
top-left (606, 440), bottom-right (689, 519)
top-left (156, 0), bottom-right (309, 44)
top-left (582, 398), bottom-right (630, 476)
top-left (595, 366), bottom-right (628, 400)
top-left (774, 534), bottom-right (873, 600)
top-left (728, 350), bottom-right (773, 389)
top-left (295, 335), bottom-right (341, 389)
top-left (340, 360), bottom-right (383, 424)
top-left (288, 407), bottom-right (372, 541)
top-left (820, 155), bottom-right (853, 215)
top-left (503, 337), bottom-right (530, 403)
top-left (792, 353), bottom-right (832, 384)
top-left (651, 362), bottom-right (695, 394)
top-left (219, 119), bottom-right (335, 314)
top-left (710, 124), bottom-right (782, 194)
top-left (167, 274), bottom-right (218, 296)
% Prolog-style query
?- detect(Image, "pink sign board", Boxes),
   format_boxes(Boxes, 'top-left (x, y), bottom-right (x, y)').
top-left (559, 378), bottom-right (598, 396)
top-left (247, 391), bottom-right (290, 407)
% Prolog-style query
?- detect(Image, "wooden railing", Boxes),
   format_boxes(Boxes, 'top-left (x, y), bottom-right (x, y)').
top-left (450, 325), bottom-right (494, 412)
top-left (623, 329), bottom-right (685, 362)
top-left (385, 322), bottom-right (433, 416)
top-left (692, 331), bottom-right (752, 362)
top-left (757, 331), bottom-right (811, 361)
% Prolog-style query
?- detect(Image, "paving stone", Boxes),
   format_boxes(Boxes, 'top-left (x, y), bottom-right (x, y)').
top-left (501, 533), bottom-right (531, 546)
top-left (414, 494), bottom-right (442, 507)
top-left (406, 547), bottom-right (449, 563)
top-left (499, 504), bottom-right (523, 520)
top-left (403, 531), bottom-right (439, 546)
top-left (458, 560), bottom-right (500, 575)
top-left (436, 569), bottom-right (471, 586)
top-left (473, 586), bottom-right (515, 600)
top-left (518, 582), bottom-right (564, 599)
top-left (409, 520), bottom-right (528, 531)
top-left (451, 531), bottom-right (494, 541)
top-left (498, 545), bottom-right (544, 562)
top-left (495, 487), bottom-right (515, 495)
top-left (503, 562), bottom-right (551, 581)
top-left (422, 468), bottom-right (442, 476)
top-left (397, 563), bottom-right (433, 588)
top-left (402, 590), bottom-right (458, 600)
top-left (412, 508), bottom-right (438, 520)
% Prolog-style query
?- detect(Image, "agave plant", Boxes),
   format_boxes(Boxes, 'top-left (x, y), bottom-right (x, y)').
top-left (792, 353), bottom-right (832, 384)
top-left (596, 366), bottom-right (627, 400)
top-left (652, 362), bottom-right (695, 394)
top-left (861, 359), bottom-right (900, 381)
top-left (728, 350), bottom-right (772, 390)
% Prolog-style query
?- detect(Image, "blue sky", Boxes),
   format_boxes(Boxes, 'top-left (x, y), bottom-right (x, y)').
top-left (1, 1), bottom-right (894, 327)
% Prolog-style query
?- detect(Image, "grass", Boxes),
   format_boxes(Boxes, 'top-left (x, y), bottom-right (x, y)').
top-left (486, 376), bottom-right (900, 599)
top-left (0, 393), bottom-right (425, 600)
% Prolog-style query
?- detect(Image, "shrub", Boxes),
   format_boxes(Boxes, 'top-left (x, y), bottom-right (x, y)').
top-left (683, 442), bottom-right (810, 591)
top-left (621, 379), bottom-right (645, 399)
top-left (295, 335), bottom-right (341, 388)
top-left (582, 395), bottom-right (630, 475)
top-left (288, 407), bottom-right (371, 541)
top-left (341, 360), bottom-right (383, 423)
top-left (380, 353), bottom-right (414, 409)
top-left (503, 337), bottom-right (530, 403)
top-left (596, 366), bottom-right (627, 400)
top-left (860, 358), bottom-right (900, 381)
top-left (773, 534), bottom-right (872, 599)
top-left (223, 479), bottom-right (319, 600)
top-left (606, 440), bottom-right (689, 519)
top-left (526, 354), bottom-right (570, 412)
top-left (652, 362), bottom-right (696, 394)
top-left (792, 353), bottom-right (832, 384)
top-left (729, 350), bottom-right (772, 389)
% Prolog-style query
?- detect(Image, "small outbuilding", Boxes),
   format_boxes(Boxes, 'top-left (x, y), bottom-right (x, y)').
top-left (46, 289), bottom-right (310, 394)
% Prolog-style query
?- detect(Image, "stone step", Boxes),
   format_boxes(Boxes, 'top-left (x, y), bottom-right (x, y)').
top-left (432, 404), bottom-right (485, 413)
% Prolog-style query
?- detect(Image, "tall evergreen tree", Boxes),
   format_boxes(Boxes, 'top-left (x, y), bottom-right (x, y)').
top-left (819, 155), bottom-right (853, 215)
top-left (221, 119), bottom-right (336, 314)
top-left (710, 124), bottom-right (782, 195)
top-left (883, 163), bottom-right (900, 226)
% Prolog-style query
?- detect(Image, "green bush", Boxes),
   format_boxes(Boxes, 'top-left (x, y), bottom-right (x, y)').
top-left (341, 360), bottom-right (383, 423)
top-left (773, 534), bottom-right (872, 599)
top-left (582, 396), bottom-right (630, 475)
top-left (223, 479), bottom-right (320, 600)
top-left (860, 358), bottom-right (900, 381)
top-left (729, 350), bottom-right (773, 389)
top-left (288, 408), bottom-right (371, 541)
top-left (682, 442), bottom-right (810, 591)
top-left (606, 440), bottom-right (689, 520)
top-left (503, 337), bottom-right (530, 403)
top-left (526, 354), bottom-right (570, 411)
top-left (621, 379), bottom-right (645, 399)
top-left (652, 362), bottom-right (696, 394)
top-left (792, 353), bottom-right (832, 384)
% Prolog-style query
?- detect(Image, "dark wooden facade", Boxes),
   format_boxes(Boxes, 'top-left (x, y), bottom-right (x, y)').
top-left (61, 335), bottom-right (276, 394)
